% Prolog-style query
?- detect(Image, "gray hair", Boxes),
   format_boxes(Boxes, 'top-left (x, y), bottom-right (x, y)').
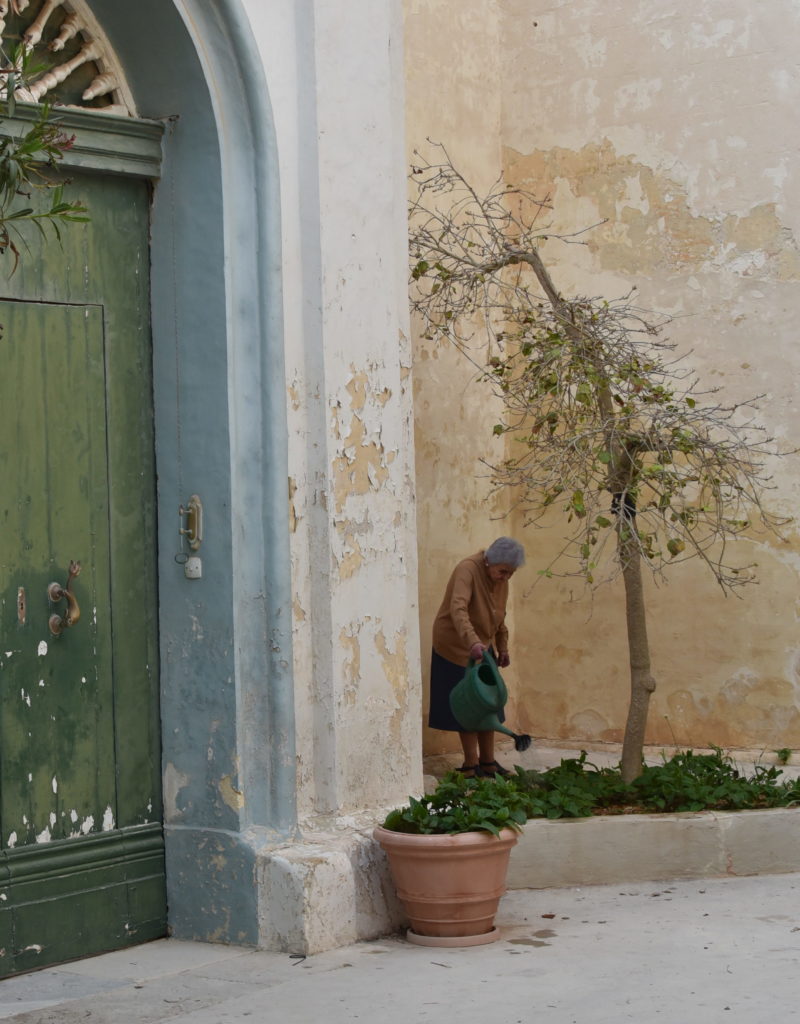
top-left (485, 536), bottom-right (525, 568)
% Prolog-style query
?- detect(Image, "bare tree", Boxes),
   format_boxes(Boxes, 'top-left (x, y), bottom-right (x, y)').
top-left (410, 144), bottom-right (790, 782)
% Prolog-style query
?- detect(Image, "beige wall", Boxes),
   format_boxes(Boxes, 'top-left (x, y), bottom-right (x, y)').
top-left (404, 0), bottom-right (513, 754)
top-left (406, 0), bottom-right (800, 754)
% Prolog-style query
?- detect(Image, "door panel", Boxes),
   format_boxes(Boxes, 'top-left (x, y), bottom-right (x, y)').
top-left (0, 172), bottom-right (164, 975)
top-left (1, 302), bottom-right (115, 846)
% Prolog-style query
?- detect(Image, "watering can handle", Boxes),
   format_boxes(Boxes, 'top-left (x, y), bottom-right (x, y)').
top-left (467, 648), bottom-right (497, 669)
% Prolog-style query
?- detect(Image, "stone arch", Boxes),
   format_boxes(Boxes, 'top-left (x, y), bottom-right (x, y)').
top-left (78, 0), bottom-right (297, 940)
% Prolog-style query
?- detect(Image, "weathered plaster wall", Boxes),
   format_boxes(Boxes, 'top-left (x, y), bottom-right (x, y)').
top-left (404, 0), bottom-right (522, 755)
top-left (499, 0), bottom-right (800, 750)
top-left (93, 0), bottom-right (422, 953)
top-left (248, 0), bottom-right (423, 819)
top-left (407, 0), bottom-right (800, 753)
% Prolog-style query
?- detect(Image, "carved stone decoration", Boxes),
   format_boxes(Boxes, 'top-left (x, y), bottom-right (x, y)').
top-left (1, 0), bottom-right (135, 115)
top-left (24, 0), bottom-right (66, 47)
top-left (48, 10), bottom-right (78, 51)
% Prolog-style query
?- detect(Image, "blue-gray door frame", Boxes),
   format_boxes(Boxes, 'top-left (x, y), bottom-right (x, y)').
top-left (76, 0), bottom-right (297, 942)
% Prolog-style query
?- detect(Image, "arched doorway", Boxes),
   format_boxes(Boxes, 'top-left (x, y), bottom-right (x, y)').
top-left (0, 1), bottom-right (166, 975)
top-left (0, 0), bottom-right (294, 969)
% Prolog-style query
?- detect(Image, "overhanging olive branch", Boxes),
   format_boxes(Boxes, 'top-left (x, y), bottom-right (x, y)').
top-left (410, 141), bottom-right (794, 781)
top-left (410, 142), bottom-right (791, 594)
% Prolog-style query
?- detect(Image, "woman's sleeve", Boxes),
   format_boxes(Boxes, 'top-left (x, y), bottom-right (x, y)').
top-left (495, 618), bottom-right (509, 655)
top-left (448, 564), bottom-right (481, 650)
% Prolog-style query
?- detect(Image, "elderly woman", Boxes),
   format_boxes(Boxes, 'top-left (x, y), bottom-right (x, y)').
top-left (429, 536), bottom-right (526, 778)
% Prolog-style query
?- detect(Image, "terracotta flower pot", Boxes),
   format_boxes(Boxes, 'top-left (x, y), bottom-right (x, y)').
top-left (373, 825), bottom-right (518, 946)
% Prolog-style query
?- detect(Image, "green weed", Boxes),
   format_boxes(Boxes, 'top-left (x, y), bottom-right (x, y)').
top-left (382, 772), bottom-right (532, 836)
top-left (385, 748), bottom-right (800, 836)
top-left (509, 747), bottom-right (800, 818)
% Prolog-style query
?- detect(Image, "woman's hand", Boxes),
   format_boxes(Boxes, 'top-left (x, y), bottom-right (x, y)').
top-left (469, 642), bottom-right (487, 662)
top-left (496, 651), bottom-right (510, 668)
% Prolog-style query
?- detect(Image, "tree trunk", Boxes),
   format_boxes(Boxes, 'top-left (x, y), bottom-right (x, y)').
top-left (619, 532), bottom-right (656, 782)
top-left (525, 248), bottom-right (656, 779)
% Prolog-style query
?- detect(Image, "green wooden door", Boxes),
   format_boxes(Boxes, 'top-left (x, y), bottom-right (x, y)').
top-left (0, 172), bottom-right (165, 975)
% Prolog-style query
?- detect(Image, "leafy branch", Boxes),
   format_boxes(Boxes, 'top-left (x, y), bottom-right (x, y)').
top-left (0, 40), bottom-right (88, 269)
top-left (410, 143), bottom-right (789, 594)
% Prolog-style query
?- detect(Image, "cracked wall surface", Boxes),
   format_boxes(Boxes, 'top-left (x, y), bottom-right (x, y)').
top-left (277, 0), bottom-right (423, 823)
top-left (406, 0), bottom-right (800, 753)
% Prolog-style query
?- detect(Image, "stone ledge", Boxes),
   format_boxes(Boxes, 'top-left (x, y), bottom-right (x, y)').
top-left (507, 807), bottom-right (800, 889)
top-left (255, 831), bottom-right (405, 954)
top-left (164, 824), bottom-right (405, 955)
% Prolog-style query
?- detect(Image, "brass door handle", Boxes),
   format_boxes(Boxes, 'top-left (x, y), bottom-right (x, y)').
top-left (48, 560), bottom-right (81, 636)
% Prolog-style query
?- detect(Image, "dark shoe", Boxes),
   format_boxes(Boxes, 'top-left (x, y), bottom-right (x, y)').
top-left (455, 763), bottom-right (479, 779)
top-left (478, 760), bottom-right (511, 778)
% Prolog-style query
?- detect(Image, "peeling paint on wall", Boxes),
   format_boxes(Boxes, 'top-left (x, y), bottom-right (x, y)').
top-left (163, 762), bottom-right (190, 822)
top-left (334, 510), bottom-right (377, 580)
top-left (288, 477), bottom-right (299, 533)
top-left (220, 774), bottom-right (245, 811)
top-left (339, 626), bottom-right (362, 706)
top-left (506, 142), bottom-right (800, 282)
top-left (335, 533), bottom-right (364, 579)
top-left (374, 628), bottom-right (409, 703)
top-left (374, 628), bottom-right (410, 745)
top-left (330, 366), bottom-right (396, 517)
top-left (283, 53), bottom-right (423, 814)
top-left (407, 0), bottom-right (800, 756)
top-left (331, 431), bottom-right (390, 515)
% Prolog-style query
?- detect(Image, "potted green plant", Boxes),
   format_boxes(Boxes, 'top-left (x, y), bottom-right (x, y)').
top-left (373, 772), bottom-right (530, 947)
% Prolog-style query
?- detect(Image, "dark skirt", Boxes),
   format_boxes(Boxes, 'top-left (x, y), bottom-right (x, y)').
top-left (428, 647), bottom-right (504, 732)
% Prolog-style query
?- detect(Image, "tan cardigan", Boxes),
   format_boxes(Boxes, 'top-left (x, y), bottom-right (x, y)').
top-left (432, 551), bottom-right (509, 667)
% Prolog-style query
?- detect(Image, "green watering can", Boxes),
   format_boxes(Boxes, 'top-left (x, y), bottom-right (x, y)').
top-left (449, 650), bottom-right (532, 752)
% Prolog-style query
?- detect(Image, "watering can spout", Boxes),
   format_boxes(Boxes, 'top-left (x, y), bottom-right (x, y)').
top-left (488, 719), bottom-right (532, 751)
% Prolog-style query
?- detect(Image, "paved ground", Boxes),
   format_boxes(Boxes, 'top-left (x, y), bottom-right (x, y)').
top-left (3, 746), bottom-right (797, 1023)
top-left (2, 871), bottom-right (798, 1024)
